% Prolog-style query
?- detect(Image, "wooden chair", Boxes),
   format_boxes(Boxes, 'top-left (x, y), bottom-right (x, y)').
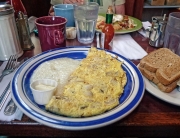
top-left (0, 0), bottom-right (51, 17)
top-left (22, 0), bottom-right (144, 19)
top-left (125, 0), bottom-right (144, 20)
top-left (22, 0), bottom-right (51, 17)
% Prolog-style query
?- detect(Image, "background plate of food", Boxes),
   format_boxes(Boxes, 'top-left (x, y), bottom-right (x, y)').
top-left (11, 46), bottom-right (145, 130)
top-left (96, 14), bottom-right (142, 34)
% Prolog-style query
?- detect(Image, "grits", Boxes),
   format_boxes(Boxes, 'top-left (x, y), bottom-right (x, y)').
top-left (30, 58), bottom-right (80, 95)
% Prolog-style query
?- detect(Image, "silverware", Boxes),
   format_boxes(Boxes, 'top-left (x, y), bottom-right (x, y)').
top-left (4, 98), bottom-right (17, 116)
top-left (3, 57), bottom-right (29, 115)
top-left (0, 55), bottom-right (18, 111)
top-left (0, 81), bottom-right (11, 111)
top-left (0, 55), bottom-right (17, 82)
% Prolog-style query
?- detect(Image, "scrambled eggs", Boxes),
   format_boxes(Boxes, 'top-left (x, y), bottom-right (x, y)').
top-left (46, 47), bottom-right (127, 117)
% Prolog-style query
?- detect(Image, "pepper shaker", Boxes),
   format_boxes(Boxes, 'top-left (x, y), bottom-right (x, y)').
top-left (16, 11), bottom-right (34, 50)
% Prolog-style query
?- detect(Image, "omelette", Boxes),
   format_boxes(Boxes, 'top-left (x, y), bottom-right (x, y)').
top-left (45, 47), bottom-right (127, 117)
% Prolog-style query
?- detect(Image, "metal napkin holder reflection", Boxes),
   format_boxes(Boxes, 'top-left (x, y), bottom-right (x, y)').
top-left (146, 14), bottom-right (167, 48)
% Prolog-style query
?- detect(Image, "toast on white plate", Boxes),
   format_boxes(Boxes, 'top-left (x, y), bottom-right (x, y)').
top-left (139, 48), bottom-right (180, 93)
top-left (139, 66), bottom-right (179, 93)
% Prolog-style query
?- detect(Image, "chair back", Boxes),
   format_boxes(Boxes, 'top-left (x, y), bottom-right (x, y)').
top-left (125, 0), bottom-right (144, 20)
top-left (22, 0), bottom-right (144, 20)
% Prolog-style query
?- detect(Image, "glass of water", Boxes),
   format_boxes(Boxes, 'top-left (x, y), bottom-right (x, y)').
top-left (164, 12), bottom-right (180, 56)
top-left (74, 2), bottom-right (99, 44)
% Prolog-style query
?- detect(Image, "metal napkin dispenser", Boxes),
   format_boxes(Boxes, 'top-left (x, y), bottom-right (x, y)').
top-left (146, 15), bottom-right (167, 47)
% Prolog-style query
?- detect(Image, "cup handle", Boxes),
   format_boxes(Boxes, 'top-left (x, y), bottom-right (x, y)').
top-left (53, 30), bottom-right (64, 46)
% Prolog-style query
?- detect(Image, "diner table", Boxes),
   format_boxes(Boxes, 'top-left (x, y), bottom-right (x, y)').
top-left (1, 32), bottom-right (180, 137)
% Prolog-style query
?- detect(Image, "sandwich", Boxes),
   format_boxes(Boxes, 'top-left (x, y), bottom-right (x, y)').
top-left (138, 48), bottom-right (180, 93)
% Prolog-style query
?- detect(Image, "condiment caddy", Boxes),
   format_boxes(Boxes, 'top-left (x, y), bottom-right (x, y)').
top-left (146, 14), bottom-right (167, 48)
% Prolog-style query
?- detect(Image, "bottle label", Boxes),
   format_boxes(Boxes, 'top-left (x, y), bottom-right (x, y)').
top-left (101, 32), bottom-right (114, 50)
top-left (109, 37), bottom-right (114, 50)
top-left (101, 32), bottom-right (105, 49)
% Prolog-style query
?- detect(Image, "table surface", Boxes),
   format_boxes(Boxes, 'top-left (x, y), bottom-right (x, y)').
top-left (1, 32), bottom-right (180, 137)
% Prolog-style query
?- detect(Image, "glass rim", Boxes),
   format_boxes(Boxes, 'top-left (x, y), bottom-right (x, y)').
top-left (169, 12), bottom-right (180, 20)
top-left (74, 1), bottom-right (99, 7)
top-left (53, 4), bottom-right (74, 9)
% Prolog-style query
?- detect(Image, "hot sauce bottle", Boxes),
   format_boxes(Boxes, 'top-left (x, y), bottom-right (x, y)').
top-left (101, 6), bottom-right (114, 50)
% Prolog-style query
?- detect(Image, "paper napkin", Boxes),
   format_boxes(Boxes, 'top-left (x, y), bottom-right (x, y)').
top-left (0, 61), bottom-right (23, 121)
top-left (112, 34), bottom-right (147, 60)
top-left (138, 21), bottom-right (152, 37)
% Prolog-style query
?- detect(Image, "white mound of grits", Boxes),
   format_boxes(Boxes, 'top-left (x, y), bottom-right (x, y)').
top-left (30, 58), bottom-right (80, 95)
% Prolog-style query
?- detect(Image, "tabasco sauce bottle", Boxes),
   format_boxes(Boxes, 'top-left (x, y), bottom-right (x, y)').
top-left (101, 6), bottom-right (114, 50)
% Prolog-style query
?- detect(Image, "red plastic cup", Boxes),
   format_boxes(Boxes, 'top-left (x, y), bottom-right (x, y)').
top-left (35, 16), bottom-right (67, 52)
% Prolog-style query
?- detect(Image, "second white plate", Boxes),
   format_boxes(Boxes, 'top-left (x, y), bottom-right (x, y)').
top-left (144, 76), bottom-right (180, 106)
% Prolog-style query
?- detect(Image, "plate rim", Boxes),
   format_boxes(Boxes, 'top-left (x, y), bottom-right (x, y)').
top-left (96, 14), bottom-right (143, 34)
top-left (11, 46), bottom-right (145, 130)
top-left (143, 76), bottom-right (180, 106)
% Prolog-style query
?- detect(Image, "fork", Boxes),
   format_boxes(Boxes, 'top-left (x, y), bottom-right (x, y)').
top-left (0, 55), bottom-right (18, 82)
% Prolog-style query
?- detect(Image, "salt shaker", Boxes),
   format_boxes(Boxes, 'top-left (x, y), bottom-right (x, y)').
top-left (16, 11), bottom-right (34, 50)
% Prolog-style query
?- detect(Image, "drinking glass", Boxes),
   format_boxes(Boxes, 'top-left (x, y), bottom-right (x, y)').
top-left (164, 12), bottom-right (180, 56)
top-left (74, 2), bottom-right (99, 44)
top-left (54, 4), bottom-right (75, 27)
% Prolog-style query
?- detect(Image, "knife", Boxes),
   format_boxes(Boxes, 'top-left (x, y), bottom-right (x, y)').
top-left (4, 98), bottom-right (17, 116)
top-left (0, 82), bottom-right (11, 111)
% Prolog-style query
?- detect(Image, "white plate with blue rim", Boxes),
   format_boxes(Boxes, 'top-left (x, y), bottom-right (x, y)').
top-left (11, 46), bottom-right (145, 130)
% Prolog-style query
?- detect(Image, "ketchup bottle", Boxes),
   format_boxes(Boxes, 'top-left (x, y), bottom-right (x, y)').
top-left (7, 0), bottom-right (27, 18)
top-left (101, 6), bottom-right (114, 50)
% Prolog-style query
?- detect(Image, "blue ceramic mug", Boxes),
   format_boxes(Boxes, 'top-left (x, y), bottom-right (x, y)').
top-left (53, 4), bottom-right (75, 27)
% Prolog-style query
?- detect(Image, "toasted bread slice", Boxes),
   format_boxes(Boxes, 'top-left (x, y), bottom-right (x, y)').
top-left (157, 80), bottom-right (179, 93)
top-left (138, 66), bottom-right (178, 93)
top-left (139, 48), bottom-right (180, 85)
top-left (140, 48), bottom-right (180, 72)
top-left (156, 62), bottom-right (180, 85)
top-left (138, 66), bottom-right (159, 84)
